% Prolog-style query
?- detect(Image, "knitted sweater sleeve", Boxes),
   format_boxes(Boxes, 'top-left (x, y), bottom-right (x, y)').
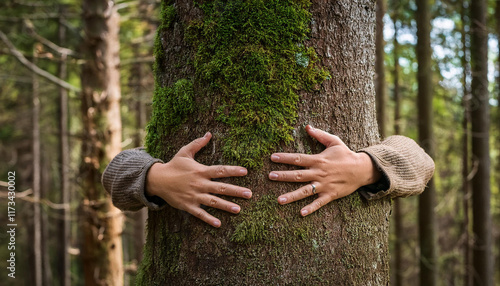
top-left (101, 148), bottom-right (166, 211)
top-left (357, 135), bottom-right (435, 200)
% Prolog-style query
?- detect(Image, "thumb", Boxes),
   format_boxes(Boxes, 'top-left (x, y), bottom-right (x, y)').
top-left (306, 125), bottom-right (345, 148)
top-left (177, 132), bottom-right (212, 158)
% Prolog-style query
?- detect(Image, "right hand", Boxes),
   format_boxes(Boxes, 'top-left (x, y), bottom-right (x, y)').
top-left (146, 132), bottom-right (252, 227)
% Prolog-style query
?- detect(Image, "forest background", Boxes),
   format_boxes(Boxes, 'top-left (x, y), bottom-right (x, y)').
top-left (0, 0), bottom-right (498, 285)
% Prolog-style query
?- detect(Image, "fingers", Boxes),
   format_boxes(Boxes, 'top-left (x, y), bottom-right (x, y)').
top-left (270, 152), bottom-right (315, 167)
top-left (306, 125), bottom-right (345, 148)
top-left (300, 194), bottom-right (333, 217)
top-left (268, 169), bottom-right (316, 182)
top-left (186, 194), bottom-right (243, 228)
top-left (277, 184), bottom-right (316, 205)
top-left (206, 165), bottom-right (248, 179)
top-left (178, 132), bottom-right (212, 158)
top-left (185, 205), bottom-right (221, 228)
top-left (206, 181), bottom-right (252, 199)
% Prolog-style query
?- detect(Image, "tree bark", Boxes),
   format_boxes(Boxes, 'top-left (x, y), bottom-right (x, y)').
top-left (80, 1), bottom-right (124, 285)
top-left (376, 0), bottom-right (387, 138)
top-left (470, 0), bottom-right (492, 285)
top-left (139, 1), bottom-right (391, 284)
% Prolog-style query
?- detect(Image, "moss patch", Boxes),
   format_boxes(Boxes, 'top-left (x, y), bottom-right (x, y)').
top-left (184, 0), bottom-right (329, 168)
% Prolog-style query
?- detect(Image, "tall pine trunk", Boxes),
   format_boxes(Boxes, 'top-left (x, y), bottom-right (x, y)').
top-left (416, 0), bottom-right (437, 284)
top-left (138, 1), bottom-right (391, 284)
top-left (470, 0), bottom-right (492, 285)
top-left (80, 1), bottom-right (124, 285)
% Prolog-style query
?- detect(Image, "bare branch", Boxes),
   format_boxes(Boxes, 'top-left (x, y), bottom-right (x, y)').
top-left (24, 19), bottom-right (78, 57)
top-left (0, 29), bottom-right (81, 93)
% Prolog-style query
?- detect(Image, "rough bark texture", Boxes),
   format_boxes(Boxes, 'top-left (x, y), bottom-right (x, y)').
top-left (416, 0), bottom-right (437, 284)
top-left (80, 1), bottom-right (124, 285)
top-left (139, 0), bottom-right (390, 285)
top-left (375, 0), bottom-right (387, 138)
top-left (470, 0), bottom-right (492, 285)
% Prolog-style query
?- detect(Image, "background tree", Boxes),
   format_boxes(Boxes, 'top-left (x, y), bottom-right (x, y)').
top-left (416, 0), bottom-right (437, 284)
top-left (470, 0), bottom-right (493, 285)
top-left (79, 0), bottom-right (124, 284)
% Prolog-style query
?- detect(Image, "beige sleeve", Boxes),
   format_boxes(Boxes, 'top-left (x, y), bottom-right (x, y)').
top-left (357, 135), bottom-right (435, 200)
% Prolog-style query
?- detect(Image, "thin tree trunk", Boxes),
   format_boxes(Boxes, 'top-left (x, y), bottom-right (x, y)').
top-left (416, 0), bottom-right (437, 285)
top-left (391, 1), bottom-right (403, 284)
top-left (376, 0), bottom-right (387, 138)
top-left (139, 1), bottom-right (390, 284)
top-left (80, 1), bottom-right (124, 285)
top-left (58, 6), bottom-right (71, 286)
top-left (470, 0), bottom-right (492, 285)
top-left (32, 44), bottom-right (42, 286)
top-left (460, 1), bottom-right (472, 285)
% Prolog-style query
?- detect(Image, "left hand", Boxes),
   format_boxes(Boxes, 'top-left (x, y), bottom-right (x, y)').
top-left (268, 125), bottom-right (381, 216)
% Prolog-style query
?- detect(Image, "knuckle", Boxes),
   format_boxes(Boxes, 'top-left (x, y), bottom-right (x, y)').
top-left (294, 155), bottom-right (302, 164)
top-left (194, 209), bottom-right (205, 219)
top-left (301, 188), bottom-right (309, 196)
top-left (218, 185), bottom-right (227, 194)
top-left (215, 166), bottom-right (226, 176)
top-left (209, 198), bottom-right (218, 206)
top-left (314, 200), bottom-right (323, 209)
top-left (295, 171), bottom-right (303, 181)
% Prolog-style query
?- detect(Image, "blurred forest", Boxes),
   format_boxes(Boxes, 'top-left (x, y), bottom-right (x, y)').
top-left (0, 0), bottom-right (498, 285)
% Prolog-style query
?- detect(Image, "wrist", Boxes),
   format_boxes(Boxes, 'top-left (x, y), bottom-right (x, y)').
top-left (355, 152), bottom-right (382, 187)
top-left (145, 162), bottom-right (165, 197)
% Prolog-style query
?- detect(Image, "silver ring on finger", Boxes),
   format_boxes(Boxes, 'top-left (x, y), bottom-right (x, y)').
top-left (311, 184), bottom-right (316, 195)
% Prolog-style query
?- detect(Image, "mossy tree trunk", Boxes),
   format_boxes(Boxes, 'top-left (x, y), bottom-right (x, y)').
top-left (140, 0), bottom-right (391, 284)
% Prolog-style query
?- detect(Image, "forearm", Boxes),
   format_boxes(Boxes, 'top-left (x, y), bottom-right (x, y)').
top-left (357, 135), bottom-right (435, 200)
top-left (101, 148), bottom-right (166, 211)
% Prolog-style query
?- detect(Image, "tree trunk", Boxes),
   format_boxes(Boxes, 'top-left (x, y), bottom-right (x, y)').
top-left (58, 7), bottom-right (71, 286)
top-left (376, 0), bottom-right (387, 138)
top-left (32, 44), bottom-right (42, 286)
top-left (391, 1), bottom-right (403, 284)
top-left (138, 1), bottom-right (391, 284)
top-left (416, 0), bottom-right (437, 284)
top-left (470, 0), bottom-right (492, 285)
top-left (80, 1), bottom-right (124, 285)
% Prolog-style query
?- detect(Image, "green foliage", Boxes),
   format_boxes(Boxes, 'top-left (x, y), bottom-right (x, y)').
top-left (182, 0), bottom-right (329, 168)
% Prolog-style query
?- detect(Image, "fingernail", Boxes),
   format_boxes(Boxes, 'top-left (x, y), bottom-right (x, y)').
top-left (231, 206), bottom-right (240, 213)
top-left (239, 168), bottom-right (247, 175)
top-left (301, 209), bottom-right (309, 216)
top-left (271, 154), bottom-right (280, 161)
top-left (213, 220), bottom-right (221, 227)
top-left (279, 197), bottom-right (287, 204)
top-left (204, 132), bottom-right (210, 138)
top-left (243, 191), bottom-right (252, 198)
top-left (269, 172), bottom-right (278, 180)
top-left (308, 125), bottom-right (315, 131)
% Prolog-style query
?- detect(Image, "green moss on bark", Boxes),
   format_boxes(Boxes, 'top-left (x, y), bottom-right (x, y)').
top-left (148, 0), bottom-right (329, 168)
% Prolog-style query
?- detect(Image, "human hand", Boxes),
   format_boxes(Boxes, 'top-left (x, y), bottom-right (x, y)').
top-left (269, 125), bottom-right (381, 216)
top-left (146, 132), bottom-right (252, 227)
